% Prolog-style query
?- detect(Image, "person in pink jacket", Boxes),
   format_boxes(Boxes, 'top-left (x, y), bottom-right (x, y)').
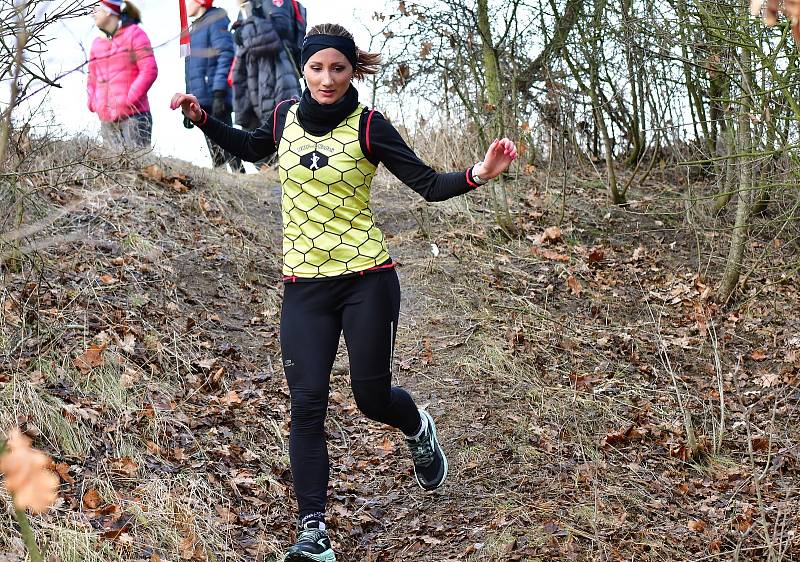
top-left (87, 0), bottom-right (158, 149)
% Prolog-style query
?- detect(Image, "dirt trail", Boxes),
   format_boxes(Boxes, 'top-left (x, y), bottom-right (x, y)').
top-left (151, 165), bottom-right (552, 560)
top-left (175, 169), bottom-right (522, 561)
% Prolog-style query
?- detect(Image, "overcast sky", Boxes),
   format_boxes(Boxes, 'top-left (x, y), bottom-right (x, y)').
top-left (24, 0), bottom-right (387, 167)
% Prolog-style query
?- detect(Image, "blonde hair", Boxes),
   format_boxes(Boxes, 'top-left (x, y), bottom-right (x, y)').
top-left (306, 24), bottom-right (381, 80)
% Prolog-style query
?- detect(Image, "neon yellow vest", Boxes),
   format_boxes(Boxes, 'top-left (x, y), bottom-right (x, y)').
top-left (277, 103), bottom-right (390, 278)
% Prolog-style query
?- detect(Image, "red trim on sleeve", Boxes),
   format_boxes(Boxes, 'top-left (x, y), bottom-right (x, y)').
top-left (292, 0), bottom-right (305, 24)
top-left (196, 109), bottom-right (208, 126)
top-left (366, 110), bottom-right (376, 158)
top-left (227, 56), bottom-right (236, 88)
top-left (465, 167), bottom-right (479, 188)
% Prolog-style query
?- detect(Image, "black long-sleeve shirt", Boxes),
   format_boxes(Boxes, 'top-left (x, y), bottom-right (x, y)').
top-left (196, 102), bottom-right (479, 202)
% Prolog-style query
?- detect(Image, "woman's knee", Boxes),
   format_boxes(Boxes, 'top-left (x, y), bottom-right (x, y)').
top-left (290, 390), bottom-right (328, 433)
top-left (352, 380), bottom-right (391, 422)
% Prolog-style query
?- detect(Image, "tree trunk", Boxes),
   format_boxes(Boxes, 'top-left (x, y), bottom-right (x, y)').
top-left (589, 69), bottom-right (623, 205)
top-left (477, 0), bottom-right (502, 126)
top-left (622, 0), bottom-right (644, 166)
top-left (712, 120), bottom-right (736, 215)
top-left (476, 0), bottom-right (513, 232)
top-left (718, 40), bottom-right (753, 303)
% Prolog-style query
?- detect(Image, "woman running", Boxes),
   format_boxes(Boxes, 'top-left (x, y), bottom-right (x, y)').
top-left (170, 23), bottom-right (517, 562)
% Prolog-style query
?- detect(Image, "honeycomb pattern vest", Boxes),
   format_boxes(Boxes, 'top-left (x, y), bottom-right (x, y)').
top-left (277, 103), bottom-right (390, 278)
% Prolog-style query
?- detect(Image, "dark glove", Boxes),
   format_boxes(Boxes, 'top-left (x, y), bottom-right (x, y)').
top-left (212, 91), bottom-right (227, 119)
top-left (232, 22), bottom-right (244, 46)
top-left (183, 115), bottom-right (195, 129)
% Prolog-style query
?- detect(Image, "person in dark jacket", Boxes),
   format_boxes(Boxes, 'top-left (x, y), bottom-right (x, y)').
top-left (184, 0), bottom-right (244, 172)
top-left (231, 0), bottom-right (302, 131)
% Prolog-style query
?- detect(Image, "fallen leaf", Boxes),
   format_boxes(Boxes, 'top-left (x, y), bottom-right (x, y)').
top-left (143, 165), bottom-right (164, 181)
top-left (74, 344), bottom-right (106, 374)
top-left (99, 274), bottom-right (117, 285)
top-left (750, 349), bottom-right (767, 361)
top-left (567, 275), bottom-right (583, 295)
top-left (751, 435), bottom-right (771, 451)
top-left (83, 489), bottom-right (102, 510)
top-left (531, 247), bottom-right (569, 262)
top-left (199, 196), bottom-right (213, 213)
top-left (760, 372), bottom-right (780, 388)
top-left (0, 430), bottom-right (59, 512)
top-left (421, 340), bottom-right (433, 365)
top-left (601, 424), bottom-right (646, 447)
top-left (118, 333), bottom-right (135, 354)
top-left (109, 457), bottom-right (139, 477)
top-left (100, 518), bottom-right (133, 541)
top-left (541, 226), bottom-right (562, 243)
top-left (587, 247), bottom-right (604, 266)
top-left (220, 390), bottom-right (242, 405)
top-left (377, 436), bottom-right (396, 453)
top-left (688, 519), bottom-right (706, 533)
top-left (53, 462), bottom-right (75, 484)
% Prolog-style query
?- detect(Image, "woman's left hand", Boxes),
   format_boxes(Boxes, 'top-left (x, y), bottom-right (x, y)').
top-left (474, 138), bottom-right (518, 180)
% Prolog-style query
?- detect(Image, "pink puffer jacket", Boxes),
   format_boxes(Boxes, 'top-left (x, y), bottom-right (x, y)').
top-left (87, 23), bottom-right (158, 123)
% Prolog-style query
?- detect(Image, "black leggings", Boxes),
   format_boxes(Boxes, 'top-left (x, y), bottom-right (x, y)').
top-left (280, 269), bottom-right (422, 519)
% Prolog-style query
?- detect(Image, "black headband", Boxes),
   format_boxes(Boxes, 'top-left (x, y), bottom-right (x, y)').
top-left (301, 34), bottom-right (358, 69)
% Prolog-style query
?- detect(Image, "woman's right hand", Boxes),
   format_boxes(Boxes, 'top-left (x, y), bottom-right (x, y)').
top-left (170, 93), bottom-right (203, 123)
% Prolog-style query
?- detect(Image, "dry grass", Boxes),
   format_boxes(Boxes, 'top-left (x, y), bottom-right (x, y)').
top-left (1, 135), bottom-right (288, 561)
top-left (0, 376), bottom-right (92, 456)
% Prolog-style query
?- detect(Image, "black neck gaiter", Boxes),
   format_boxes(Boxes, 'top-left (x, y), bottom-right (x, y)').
top-left (297, 85), bottom-right (360, 137)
